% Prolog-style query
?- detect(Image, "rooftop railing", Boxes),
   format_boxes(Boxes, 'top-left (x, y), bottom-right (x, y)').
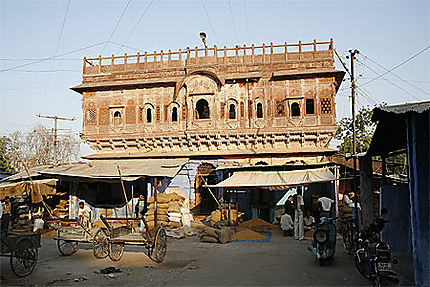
top-left (83, 39), bottom-right (333, 75)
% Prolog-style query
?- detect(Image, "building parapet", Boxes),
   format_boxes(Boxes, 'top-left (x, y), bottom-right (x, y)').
top-left (82, 39), bottom-right (333, 76)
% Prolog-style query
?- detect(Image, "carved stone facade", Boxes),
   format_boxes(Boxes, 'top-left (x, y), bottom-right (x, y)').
top-left (73, 40), bottom-right (345, 160)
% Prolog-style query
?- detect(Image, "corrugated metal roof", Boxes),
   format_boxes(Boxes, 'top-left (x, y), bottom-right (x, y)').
top-left (376, 101), bottom-right (430, 115)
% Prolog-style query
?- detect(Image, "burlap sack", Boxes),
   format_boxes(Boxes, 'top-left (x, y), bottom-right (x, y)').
top-left (168, 216), bottom-right (181, 223)
top-left (146, 214), bottom-right (169, 222)
top-left (148, 194), bottom-right (169, 204)
top-left (146, 220), bottom-right (168, 228)
top-left (201, 235), bottom-right (218, 243)
top-left (148, 203), bottom-right (169, 210)
top-left (216, 228), bottom-right (232, 244)
top-left (167, 221), bottom-right (182, 228)
top-left (146, 209), bottom-right (168, 216)
top-left (168, 202), bottom-right (181, 212)
top-left (202, 226), bottom-right (219, 238)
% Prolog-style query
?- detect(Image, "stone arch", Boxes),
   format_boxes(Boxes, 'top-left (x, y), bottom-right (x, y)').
top-left (143, 103), bottom-right (154, 123)
top-left (175, 71), bottom-right (223, 98)
top-left (168, 101), bottom-right (181, 122)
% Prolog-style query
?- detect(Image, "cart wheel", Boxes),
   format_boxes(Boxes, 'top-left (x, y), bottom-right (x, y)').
top-left (57, 240), bottom-right (78, 256)
top-left (10, 237), bottom-right (38, 277)
top-left (93, 229), bottom-right (109, 259)
top-left (108, 243), bottom-right (124, 261)
top-left (149, 227), bottom-right (167, 263)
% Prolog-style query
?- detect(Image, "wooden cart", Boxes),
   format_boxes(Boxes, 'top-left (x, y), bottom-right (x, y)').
top-left (49, 216), bottom-right (167, 263)
top-left (0, 231), bottom-right (41, 277)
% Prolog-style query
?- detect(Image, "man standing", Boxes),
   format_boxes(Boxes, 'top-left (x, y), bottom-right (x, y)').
top-left (78, 201), bottom-right (92, 229)
top-left (292, 188), bottom-right (305, 240)
top-left (1, 196), bottom-right (11, 233)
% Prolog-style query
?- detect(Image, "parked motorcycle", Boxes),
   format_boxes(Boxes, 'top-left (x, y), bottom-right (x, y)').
top-left (354, 209), bottom-right (399, 286)
top-left (308, 216), bottom-right (337, 266)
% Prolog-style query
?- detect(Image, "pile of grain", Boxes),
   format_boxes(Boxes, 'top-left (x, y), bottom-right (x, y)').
top-left (145, 191), bottom-right (194, 229)
top-left (232, 228), bottom-right (267, 241)
top-left (239, 218), bottom-right (278, 232)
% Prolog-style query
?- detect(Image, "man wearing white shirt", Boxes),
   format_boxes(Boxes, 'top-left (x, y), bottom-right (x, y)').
top-left (292, 188), bottom-right (305, 240)
top-left (280, 212), bottom-right (294, 236)
top-left (318, 196), bottom-right (334, 219)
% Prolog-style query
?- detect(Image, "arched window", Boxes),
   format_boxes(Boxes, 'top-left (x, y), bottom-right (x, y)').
top-left (146, 108), bottom-right (152, 123)
top-left (228, 104), bottom-right (236, 119)
top-left (113, 111), bottom-right (122, 125)
top-left (256, 103), bottom-right (263, 118)
top-left (172, 107), bottom-right (178, 122)
top-left (291, 102), bottom-right (300, 117)
top-left (196, 99), bottom-right (210, 119)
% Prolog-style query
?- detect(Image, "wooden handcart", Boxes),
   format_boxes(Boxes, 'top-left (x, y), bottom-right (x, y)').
top-left (49, 216), bottom-right (167, 263)
top-left (0, 231), bottom-right (41, 277)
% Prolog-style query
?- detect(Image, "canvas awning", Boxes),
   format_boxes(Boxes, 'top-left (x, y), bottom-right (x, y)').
top-left (211, 167), bottom-right (335, 188)
top-left (0, 179), bottom-right (58, 202)
top-left (38, 158), bottom-right (188, 181)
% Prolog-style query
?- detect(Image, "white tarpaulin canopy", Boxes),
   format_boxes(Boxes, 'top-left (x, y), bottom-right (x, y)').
top-left (39, 158), bottom-right (188, 180)
top-left (211, 167), bottom-right (335, 188)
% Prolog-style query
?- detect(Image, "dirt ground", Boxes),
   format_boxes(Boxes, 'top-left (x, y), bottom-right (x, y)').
top-left (1, 229), bottom-right (378, 286)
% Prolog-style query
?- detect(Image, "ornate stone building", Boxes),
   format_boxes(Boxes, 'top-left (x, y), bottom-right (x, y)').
top-left (73, 39), bottom-right (344, 166)
top-left (72, 39), bottom-right (345, 214)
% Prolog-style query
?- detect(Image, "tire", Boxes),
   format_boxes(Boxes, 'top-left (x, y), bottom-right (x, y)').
top-left (149, 227), bottom-right (167, 263)
top-left (57, 240), bottom-right (78, 256)
top-left (93, 229), bottom-right (109, 259)
top-left (319, 258), bottom-right (327, 266)
top-left (342, 228), bottom-right (351, 255)
top-left (108, 243), bottom-right (124, 261)
top-left (354, 253), bottom-right (372, 279)
top-left (10, 237), bottom-right (38, 277)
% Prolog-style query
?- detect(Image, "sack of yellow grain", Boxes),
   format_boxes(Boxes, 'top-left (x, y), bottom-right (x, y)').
top-left (147, 194), bottom-right (169, 204)
top-left (168, 201), bottom-right (181, 212)
top-left (148, 203), bottom-right (169, 210)
top-left (167, 221), bottom-right (182, 228)
top-left (146, 214), bottom-right (169, 222)
top-left (146, 209), bottom-right (168, 216)
top-left (146, 220), bottom-right (168, 229)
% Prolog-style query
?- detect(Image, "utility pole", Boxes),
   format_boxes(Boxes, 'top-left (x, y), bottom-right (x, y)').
top-left (349, 49), bottom-right (360, 227)
top-left (36, 114), bottom-right (75, 164)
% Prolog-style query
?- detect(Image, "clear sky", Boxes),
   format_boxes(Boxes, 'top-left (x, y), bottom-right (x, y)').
top-left (1, 0), bottom-right (429, 156)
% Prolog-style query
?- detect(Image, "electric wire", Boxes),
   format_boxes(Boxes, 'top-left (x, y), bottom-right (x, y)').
top-left (227, 0), bottom-right (239, 41)
top-left (201, 0), bottom-right (220, 44)
top-left (109, 41), bottom-right (145, 53)
top-left (360, 45), bottom-right (430, 87)
top-left (123, 0), bottom-right (155, 45)
top-left (359, 53), bottom-right (430, 97)
top-left (101, 0), bottom-right (133, 53)
top-left (0, 41), bottom-right (108, 72)
top-left (243, 0), bottom-right (250, 44)
top-left (356, 58), bottom-right (420, 101)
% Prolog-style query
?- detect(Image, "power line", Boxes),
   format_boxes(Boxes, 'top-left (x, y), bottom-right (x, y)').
top-left (227, 0), bottom-right (239, 40)
top-left (109, 41), bottom-right (145, 53)
top-left (357, 58), bottom-right (420, 101)
top-left (201, 0), bottom-right (220, 44)
top-left (243, 0), bottom-right (250, 43)
top-left (123, 0), bottom-right (155, 45)
top-left (0, 58), bottom-right (81, 61)
top-left (3, 69), bottom-right (80, 73)
top-left (359, 53), bottom-right (429, 97)
top-left (0, 41), bottom-right (107, 72)
top-left (101, 0), bottom-right (133, 53)
top-left (360, 45), bottom-right (430, 87)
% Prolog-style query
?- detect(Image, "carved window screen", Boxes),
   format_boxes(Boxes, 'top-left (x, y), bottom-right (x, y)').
top-left (320, 98), bottom-right (332, 114)
top-left (86, 109), bottom-right (96, 124)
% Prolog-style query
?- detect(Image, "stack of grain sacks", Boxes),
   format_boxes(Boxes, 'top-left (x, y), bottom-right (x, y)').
top-left (145, 190), bottom-right (194, 229)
